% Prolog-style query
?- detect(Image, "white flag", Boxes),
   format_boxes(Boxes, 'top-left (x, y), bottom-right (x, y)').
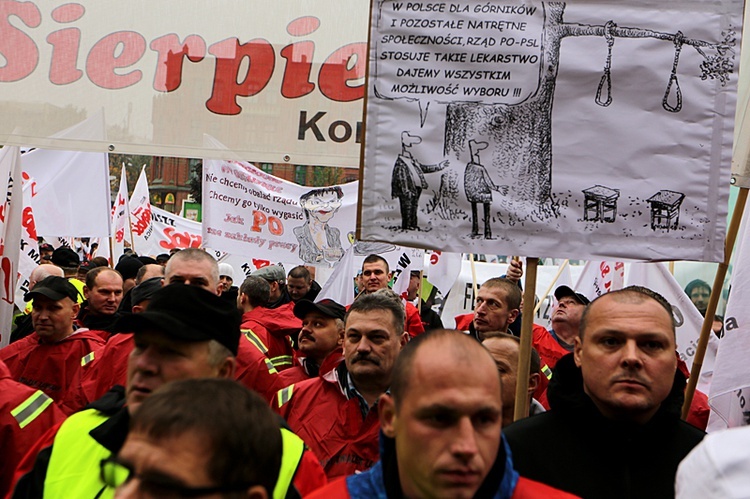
top-left (129, 166), bottom-right (153, 255)
top-left (15, 177), bottom-right (41, 309)
top-left (111, 168), bottom-right (131, 260)
top-left (317, 245), bottom-right (356, 306)
top-left (627, 262), bottom-right (717, 396)
top-left (708, 200), bottom-right (750, 429)
top-left (425, 251), bottom-right (462, 297)
top-left (574, 260), bottom-right (625, 301)
top-left (21, 112), bottom-right (111, 238)
top-left (0, 146), bottom-right (23, 347)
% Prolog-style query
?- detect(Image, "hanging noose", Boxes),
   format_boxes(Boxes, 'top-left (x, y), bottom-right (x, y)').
top-left (663, 31), bottom-right (684, 112)
top-left (595, 20), bottom-right (616, 107)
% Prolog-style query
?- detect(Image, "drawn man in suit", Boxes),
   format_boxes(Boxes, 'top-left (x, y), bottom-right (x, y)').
top-left (464, 139), bottom-right (508, 239)
top-left (391, 132), bottom-right (448, 231)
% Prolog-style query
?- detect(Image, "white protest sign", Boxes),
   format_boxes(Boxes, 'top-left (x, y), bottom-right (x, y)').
top-left (202, 157), bottom-right (358, 264)
top-left (362, 0), bottom-right (738, 262)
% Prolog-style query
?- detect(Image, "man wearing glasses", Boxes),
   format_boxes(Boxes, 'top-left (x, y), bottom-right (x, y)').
top-left (102, 378), bottom-right (282, 499)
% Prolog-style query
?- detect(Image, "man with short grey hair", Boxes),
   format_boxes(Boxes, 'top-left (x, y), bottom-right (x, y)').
top-left (275, 288), bottom-right (408, 479)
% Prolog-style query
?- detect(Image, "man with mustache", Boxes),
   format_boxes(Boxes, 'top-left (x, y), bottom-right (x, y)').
top-left (275, 289), bottom-right (408, 479)
top-left (503, 286), bottom-right (705, 498)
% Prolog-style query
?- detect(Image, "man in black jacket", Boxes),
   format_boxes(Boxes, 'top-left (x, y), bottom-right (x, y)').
top-left (504, 286), bottom-right (704, 499)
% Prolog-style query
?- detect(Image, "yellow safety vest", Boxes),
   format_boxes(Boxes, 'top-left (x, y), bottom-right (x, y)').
top-left (275, 428), bottom-right (306, 499)
top-left (43, 408), bottom-right (114, 499)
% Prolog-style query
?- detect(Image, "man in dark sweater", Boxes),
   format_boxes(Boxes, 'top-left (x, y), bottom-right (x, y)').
top-left (504, 286), bottom-right (704, 499)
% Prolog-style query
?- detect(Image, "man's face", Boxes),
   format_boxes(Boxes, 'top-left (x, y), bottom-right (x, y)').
top-left (218, 275), bottom-right (233, 293)
top-left (126, 330), bottom-right (222, 414)
top-left (298, 311), bottom-right (342, 362)
top-left (362, 261), bottom-right (390, 293)
top-left (406, 274), bottom-right (420, 301)
top-left (31, 295), bottom-right (79, 341)
top-left (482, 336), bottom-right (521, 425)
top-left (114, 430), bottom-right (217, 498)
top-left (574, 295), bottom-right (677, 424)
top-left (287, 276), bottom-right (311, 302)
top-left (473, 286), bottom-right (519, 333)
top-left (381, 343), bottom-right (502, 499)
top-left (302, 192), bottom-right (341, 223)
top-left (344, 309), bottom-right (405, 385)
top-left (689, 286), bottom-right (710, 314)
top-left (165, 258), bottom-right (219, 295)
top-left (551, 296), bottom-right (585, 330)
top-left (85, 271), bottom-right (124, 316)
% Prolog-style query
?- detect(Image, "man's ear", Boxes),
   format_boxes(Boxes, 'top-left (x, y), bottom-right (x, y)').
top-left (82, 286), bottom-right (90, 300)
top-left (379, 393), bottom-right (398, 438)
top-left (507, 308), bottom-right (520, 326)
top-left (246, 485), bottom-right (268, 499)
top-left (528, 372), bottom-right (540, 397)
top-left (399, 332), bottom-right (409, 348)
top-left (71, 302), bottom-right (80, 318)
top-left (218, 356), bottom-right (236, 379)
top-left (573, 336), bottom-right (583, 367)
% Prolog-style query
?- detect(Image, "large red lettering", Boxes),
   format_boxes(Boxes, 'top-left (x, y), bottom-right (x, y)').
top-left (318, 43), bottom-right (366, 102)
top-left (0, 1), bottom-right (42, 82)
top-left (86, 31), bottom-right (146, 89)
top-left (159, 227), bottom-right (201, 249)
top-left (205, 38), bottom-right (275, 115)
top-left (47, 4), bottom-right (85, 85)
top-left (149, 34), bottom-right (206, 92)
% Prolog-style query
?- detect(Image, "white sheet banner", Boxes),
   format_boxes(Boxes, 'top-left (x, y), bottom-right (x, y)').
top-left (20, 114), bottom-right (111, 238)
top-left (361, 0), bottom-right (738, 262)
top-left (129, 166), bottom-right (153, 255)
top-left (627, 262), bottom-right (717, 395)
top-left (0, 1), bottom-right (367, 167)
top-left (574, 261), bottom-right (625, 302)
top-left (709, 200), bottom-right (750, 429)
top-left (0, 146), bottom-right (23, 347)
top-left (203, 157), bottom-right (358, 264)
top-left (15, 180), bottom-right (41, 309)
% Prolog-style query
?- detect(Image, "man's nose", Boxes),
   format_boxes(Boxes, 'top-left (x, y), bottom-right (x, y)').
top-left (620, 340), bottom-right (643, 369)
top-left (451, 417), bottom-right (479, 461)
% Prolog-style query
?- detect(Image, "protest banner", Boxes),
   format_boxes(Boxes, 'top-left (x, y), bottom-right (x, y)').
top-left (202, 156), bottom-right (358, 265)
top-left (129, 166), bottom-right (153, 254)
top-left (574, 260), bottom-right (625, 302)
top-left (0, 146), bottom-right (23, 347)
top-left (708, 200), bottom-right (750, 429)
top-left (20, 114), bottom-right (111, 238)
top-left (0, 1), bottom-right (367, 167)
top-left (14, 178), bottom-right (41, 310)
top-left (111, 168), bottom-right (131, 258)
top-left (627, 262), bottom-right (717, 395)
top-left (360, 0), bottom-right (739, 262)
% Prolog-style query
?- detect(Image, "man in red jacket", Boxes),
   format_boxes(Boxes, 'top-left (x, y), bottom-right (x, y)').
top-left (0, 276), bottom-right (104, 407)
top-left (275, 289), bottom-right (408, 479)
top-left (307, 329), bottom-right (577, 499)
top-left (356, 254), bottom-right (424, 337)
top-left (0, 360), bottom-right (65, 498)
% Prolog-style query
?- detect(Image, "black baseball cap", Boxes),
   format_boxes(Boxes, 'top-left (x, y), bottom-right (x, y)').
top-left (24, 276), bottom-right (79, 302)
top-left (294, 299), bottom-right (346, 321)
top-left (51, 247), bottom-right (80, 268)
top-left (130, 276), bottom-right (164, 306)
top-left (112, 284), bottom-right (242, 355)
top-left (554, 285), bottom-right (590, 305)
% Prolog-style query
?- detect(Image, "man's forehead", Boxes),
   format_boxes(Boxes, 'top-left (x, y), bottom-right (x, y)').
top-left (478, 285), bottom-right (508, 301)
top-left (346, 309), bottom-right (396, 332)
top-left (362, 261), bottom-right (387, 272)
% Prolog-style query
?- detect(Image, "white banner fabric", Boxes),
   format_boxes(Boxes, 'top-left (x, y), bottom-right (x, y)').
top-left (0, 1), bottom-right (367, 167)
top-left (202, 157), bottom-right (358, 265)
top-left (709, 200), bottom-right (750, 429)
top-left (0, 147), bottom-right (23, 347)
top-left (361, 0), bottom-right (738, 262)
top-left (20, 116), bottom-right (111, 238)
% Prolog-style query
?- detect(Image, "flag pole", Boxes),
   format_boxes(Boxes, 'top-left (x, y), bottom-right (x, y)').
top-left (469, 254), bottom-right (479, 302)
top-left (682, 187), bottom-right (748, 418)
top-left (533, 259), bottom-right (569, 316)
top-left (514, 257), bottom-right (539, 422)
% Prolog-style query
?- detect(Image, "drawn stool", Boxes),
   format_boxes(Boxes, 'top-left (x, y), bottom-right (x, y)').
top-left (582, 185), bottom-right (620, 223)
top-left (647, 190), bottom-right (685, 230)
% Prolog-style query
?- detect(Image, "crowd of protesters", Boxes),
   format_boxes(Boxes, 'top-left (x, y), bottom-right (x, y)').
top-left (0, 243), bottom-right (734, 498)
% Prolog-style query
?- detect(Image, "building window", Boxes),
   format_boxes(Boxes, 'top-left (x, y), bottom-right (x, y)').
top-left (294, 165), bottom-right (307, 185)
top-left (260, 163), bottom-right (273, 174)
